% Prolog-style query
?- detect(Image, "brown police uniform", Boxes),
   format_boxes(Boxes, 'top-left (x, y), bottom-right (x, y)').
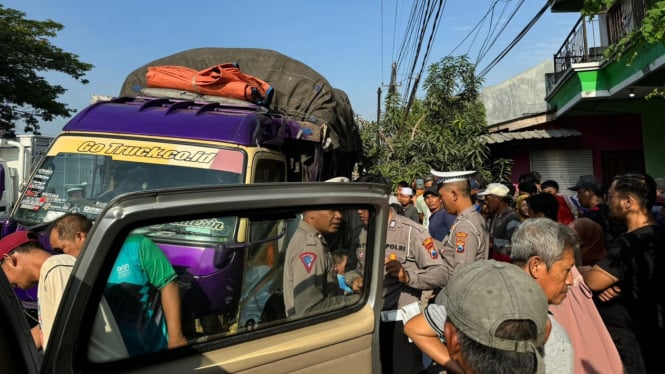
top-left (440, 205), bottom-right (489, 283)
top-left (283, 220), bottom-right (358, 319)
top-left (383, 213), bottom-right (447, 312)
top-left (381, 213), bottom-right (447, 374)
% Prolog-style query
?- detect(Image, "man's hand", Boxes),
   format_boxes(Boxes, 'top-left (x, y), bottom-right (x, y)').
top-left (598, 285), bottom-right (621, 302)
top-left (385, 259), bottom-right (409, 284)
top-left (351, 276), bottom-right (363, 293)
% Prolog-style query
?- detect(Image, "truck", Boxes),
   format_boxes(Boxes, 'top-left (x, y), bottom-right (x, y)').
top-left (0, 49), bottom-right (389, 373)
top-left (0, 134), bottom-right (53, 219)
top-left (4, 48), bottom-right (362, 236)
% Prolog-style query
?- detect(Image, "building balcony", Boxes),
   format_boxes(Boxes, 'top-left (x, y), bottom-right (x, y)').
top-left (546, 0), bottom-right (651, 95)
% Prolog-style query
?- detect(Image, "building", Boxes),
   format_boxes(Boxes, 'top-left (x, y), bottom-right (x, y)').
top-left (481, 0), bottom-right (665, 190)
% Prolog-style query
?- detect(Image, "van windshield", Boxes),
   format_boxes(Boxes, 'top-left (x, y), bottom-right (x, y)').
top-left (13, 135), bottom-right (245, 226)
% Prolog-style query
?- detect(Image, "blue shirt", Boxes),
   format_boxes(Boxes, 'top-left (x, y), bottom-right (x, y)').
top-left (428, 209), bottom-right (457, 241)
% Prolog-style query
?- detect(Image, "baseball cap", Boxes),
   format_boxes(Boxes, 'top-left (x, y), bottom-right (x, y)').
top-left (477, 183), bottom-right (510, 197)
top-left (568, 175), bottom-right (602, 193)
top-left (468, 178), bottom-right (480, 191)
top-left (0, 231), bottom-right (37, 258)
top-left (423, 186), bottom-right (440, 197)
top-left (438, 260), bottom-right (548, 367)
top-left (430, 170), bottom-right (475, 185)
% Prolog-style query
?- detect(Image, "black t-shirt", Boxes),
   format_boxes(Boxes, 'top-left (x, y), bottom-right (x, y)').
top-left (596, 224), bottom-right (665, 372)
top-left (582, 203), bottom-right (626, 245)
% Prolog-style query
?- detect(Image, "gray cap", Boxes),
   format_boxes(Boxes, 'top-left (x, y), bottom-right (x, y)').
top-left (423, 186), bottom-right (440, 197)
top-left (569, 175), bottom-right (602, 193)
top-left (439, 260), bottom-right (548, 361)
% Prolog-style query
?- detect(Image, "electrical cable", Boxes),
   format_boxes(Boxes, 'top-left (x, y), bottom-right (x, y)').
top-left (477, 0), bottom-right (526, 65)
top-left (477, 0), bottom-right (551, 78)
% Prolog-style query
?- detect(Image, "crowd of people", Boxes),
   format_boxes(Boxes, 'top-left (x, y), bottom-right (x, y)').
top-left (2, 168), bottom-right (664, 373)
top-left (282, 170), bottom-right (664, 373)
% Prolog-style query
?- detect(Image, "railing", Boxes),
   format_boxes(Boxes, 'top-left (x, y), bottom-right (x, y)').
top-left (549, 0), bottom-right (650, 92)
top-left (551, 16), bottom-right (604, 85)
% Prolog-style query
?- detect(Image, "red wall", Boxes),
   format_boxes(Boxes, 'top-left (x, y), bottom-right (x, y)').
top-left (497, 113), bottom-right (643, 183)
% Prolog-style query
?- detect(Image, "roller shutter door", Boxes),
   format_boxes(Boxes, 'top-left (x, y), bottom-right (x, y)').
top-left (530, 149), bottom-right (593, 195)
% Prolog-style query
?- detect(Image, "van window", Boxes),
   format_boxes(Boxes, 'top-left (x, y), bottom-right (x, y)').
top-left (85, 203), bottom-right (372, 364)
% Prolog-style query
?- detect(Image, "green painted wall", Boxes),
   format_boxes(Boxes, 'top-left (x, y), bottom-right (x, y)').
top-left (605, 43), bottom-right (665, 87)
top-left (579, 70), bottom-right (608, 92)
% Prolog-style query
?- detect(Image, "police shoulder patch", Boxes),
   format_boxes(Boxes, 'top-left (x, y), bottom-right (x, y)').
top-left (455, 232), bottom-right (468, 253)
top-left (299, 252), bottom-right (317, 273)
top-left (422, 237), bottom-right (438, 259)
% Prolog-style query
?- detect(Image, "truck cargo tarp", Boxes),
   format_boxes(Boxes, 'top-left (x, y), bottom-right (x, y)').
top-left (120, 48), bottom-right (362, 156)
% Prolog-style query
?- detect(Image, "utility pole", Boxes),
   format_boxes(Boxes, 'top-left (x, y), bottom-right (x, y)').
top-left (388, 62), bottom-right (398, 95)
top-left (379, 62), bottom-right (400, 127)
top-left (376, 87), bottom-right (382, 125)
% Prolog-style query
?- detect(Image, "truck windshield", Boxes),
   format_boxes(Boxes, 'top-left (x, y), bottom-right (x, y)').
top-left (13, 135), bottom-right (245, 226)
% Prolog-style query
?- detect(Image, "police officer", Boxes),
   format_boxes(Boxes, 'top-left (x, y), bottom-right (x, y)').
top-left (282, 208), bottom-right (361, 319)
top-left (381, 204), bottom-right (447, 374)
top-left (431, 170), bottom-right (489, 284)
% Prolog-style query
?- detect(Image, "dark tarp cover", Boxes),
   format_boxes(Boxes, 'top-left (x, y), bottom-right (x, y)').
top-left (119, 48), bottom-right (362, 158)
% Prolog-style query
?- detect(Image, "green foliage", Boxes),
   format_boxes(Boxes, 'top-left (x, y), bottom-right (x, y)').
top-left (642, 1), bottom-right (665, 44)
top-left (358, 55), bottom-right (513, 185)
top-left (583, 0), bottom-right (665, 62)
top-left (0, 5), bottom-right (93, 134)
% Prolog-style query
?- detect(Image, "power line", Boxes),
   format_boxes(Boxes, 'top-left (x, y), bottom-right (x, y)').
top-left (476, 0), bottom-right (526, 66)
top-left (477, 0), bottom-right (551, 78)
top-left (448, 0), bottom-right (501, 56)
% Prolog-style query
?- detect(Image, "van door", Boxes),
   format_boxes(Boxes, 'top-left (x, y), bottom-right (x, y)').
top-left (0, 268), bottom-right (40, 374)
top-left (39, 182), bottom-right (389, 373)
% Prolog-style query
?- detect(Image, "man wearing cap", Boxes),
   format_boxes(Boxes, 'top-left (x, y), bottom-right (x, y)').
top-left (404, 259), bottom-right (550, 374)
top-left (570, 174), bottom-right (625, 246)
top-left (431, 170), bottom-right (489, 283)
top-left (477, 182), bottom-right (521, 262)
top-left (64, 182), bottom-right (87, 203)
top-left (0, 230), bottom-right (128, 360)
top-left (423, 185), bottom-right (456, 241)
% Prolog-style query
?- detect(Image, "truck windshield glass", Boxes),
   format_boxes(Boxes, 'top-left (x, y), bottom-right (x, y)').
top-left (13, 135), bottom-right (245, 226)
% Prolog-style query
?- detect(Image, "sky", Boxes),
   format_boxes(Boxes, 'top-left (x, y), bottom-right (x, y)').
top-left (4, 1), bottom-right (580, 137)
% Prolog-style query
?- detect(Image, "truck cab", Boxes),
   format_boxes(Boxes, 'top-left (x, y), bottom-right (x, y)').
top-left (8, 91), bottom-right (361, 336)
top-left (0, 134), bottom-right (53, 219)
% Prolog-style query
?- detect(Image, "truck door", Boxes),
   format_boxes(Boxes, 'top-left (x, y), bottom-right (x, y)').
top-left (36, 182), bottom-right (388, 373)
